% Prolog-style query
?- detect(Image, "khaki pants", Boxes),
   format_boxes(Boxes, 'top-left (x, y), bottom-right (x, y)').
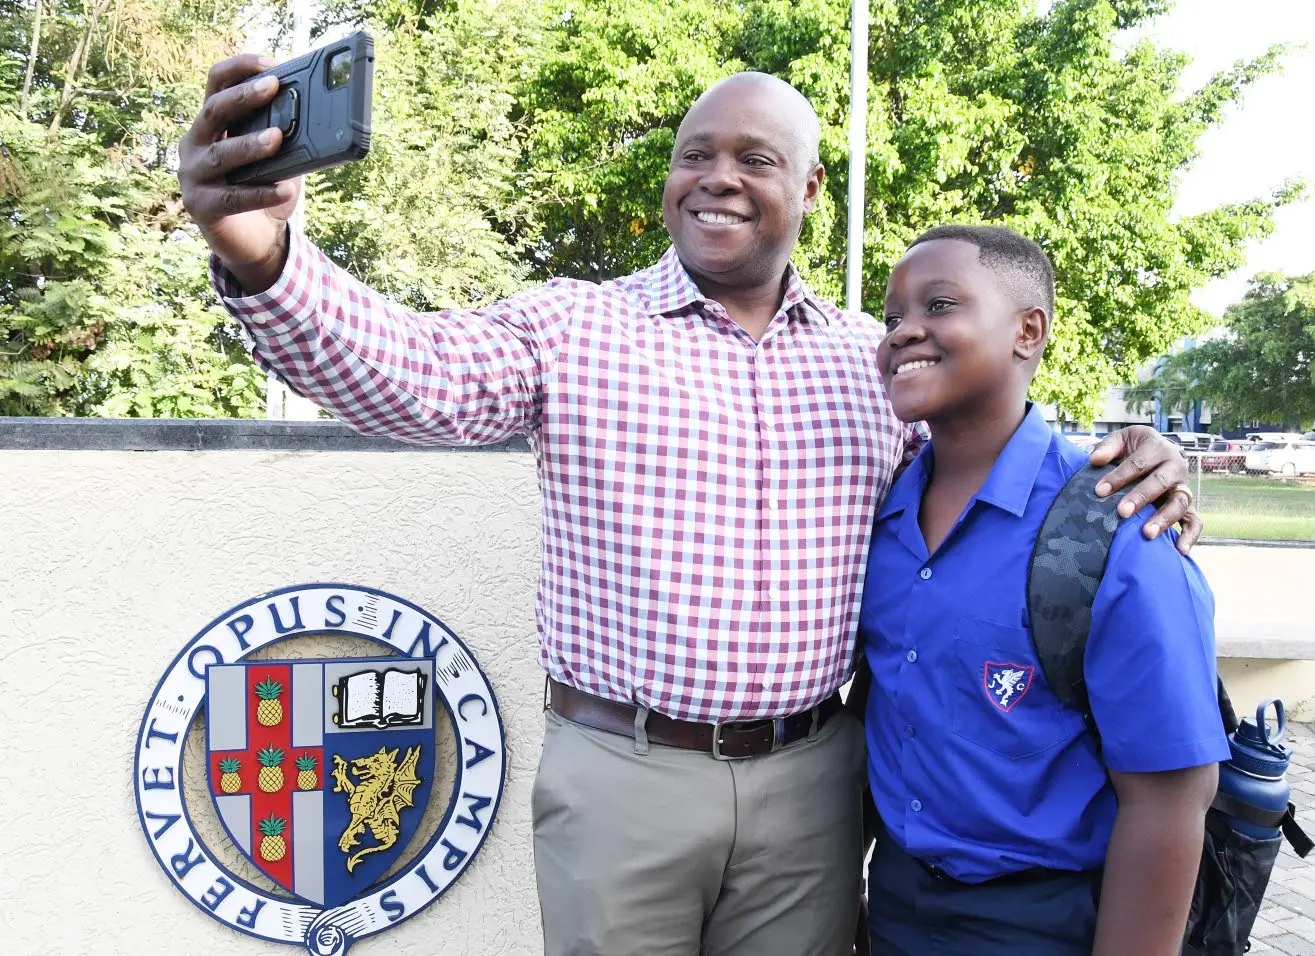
top-left (532, 707), bottom-right (866, 956)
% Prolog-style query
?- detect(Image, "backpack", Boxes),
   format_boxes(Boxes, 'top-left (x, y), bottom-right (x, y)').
top-left (1028, 461), bottom-right (1313, 956)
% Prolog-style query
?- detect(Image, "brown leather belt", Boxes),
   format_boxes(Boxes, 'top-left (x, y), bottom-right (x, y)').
top-left (547, 679), bottom-right (843, 759)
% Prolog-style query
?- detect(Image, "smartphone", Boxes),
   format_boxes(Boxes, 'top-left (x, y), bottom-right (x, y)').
top-left (226, 31), bottom-right (374, 186)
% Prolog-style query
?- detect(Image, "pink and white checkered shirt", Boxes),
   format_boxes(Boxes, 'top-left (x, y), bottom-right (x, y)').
top-left (215, 232), bottom-right (921, 722)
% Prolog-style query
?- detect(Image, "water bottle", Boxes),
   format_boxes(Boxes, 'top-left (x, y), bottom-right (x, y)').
top-left (1217, 698), bottom-right (1291, 840)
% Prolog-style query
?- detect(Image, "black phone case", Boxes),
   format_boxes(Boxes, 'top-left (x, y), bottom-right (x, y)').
top-left (226, 31), bottom-right (374, 186)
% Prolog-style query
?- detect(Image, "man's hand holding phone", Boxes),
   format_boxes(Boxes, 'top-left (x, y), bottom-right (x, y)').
top-left (180, 33), bottom-right (373, 294)
top-left (178, 55), bottom-right (300, 295)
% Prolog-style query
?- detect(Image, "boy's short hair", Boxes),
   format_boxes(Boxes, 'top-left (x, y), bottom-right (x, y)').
top-left (909, 225), bottom-right (1055, 315)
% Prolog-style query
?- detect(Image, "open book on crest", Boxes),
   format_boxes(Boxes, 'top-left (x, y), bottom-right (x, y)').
top-left (333, 667), bottom-right (426, 728)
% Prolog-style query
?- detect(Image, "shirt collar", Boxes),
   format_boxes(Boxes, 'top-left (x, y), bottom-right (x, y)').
top-left (974, 403), bottom-right (1056, 517)
top-left (877, 439), bottom-right (933, 521)
top-left (643, 246), bottom-right (829, 324)
top-left (877, 403), bottom-right (1055, 522)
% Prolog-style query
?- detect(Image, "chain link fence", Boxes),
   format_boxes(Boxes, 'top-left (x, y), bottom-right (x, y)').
top-left (1183, 451), bottom-right (1315, 543)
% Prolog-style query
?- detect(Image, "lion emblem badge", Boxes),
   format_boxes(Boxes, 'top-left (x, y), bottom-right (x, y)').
top-left (983, 661), bottom-right (1036, 712)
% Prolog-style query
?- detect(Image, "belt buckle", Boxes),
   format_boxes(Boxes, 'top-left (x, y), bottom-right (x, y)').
top-left (711, 718), bottom-right (786, 760)
top-left (711, 721), bottom-right (740, 760)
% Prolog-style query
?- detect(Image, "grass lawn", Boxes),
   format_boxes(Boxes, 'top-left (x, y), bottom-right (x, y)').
top-left (1196, 474), bottom-right (1315, 542)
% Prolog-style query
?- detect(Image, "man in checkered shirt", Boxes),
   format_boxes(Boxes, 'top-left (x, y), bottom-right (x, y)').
top-left (180, 62), bottom-right (1197, 955)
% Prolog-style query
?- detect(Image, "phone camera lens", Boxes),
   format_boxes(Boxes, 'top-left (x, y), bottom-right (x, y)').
top-left (327, 50), bottom-right (352, 89)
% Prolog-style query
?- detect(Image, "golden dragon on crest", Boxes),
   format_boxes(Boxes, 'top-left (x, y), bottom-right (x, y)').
top-left (331, 745), bottom-right (423, 873)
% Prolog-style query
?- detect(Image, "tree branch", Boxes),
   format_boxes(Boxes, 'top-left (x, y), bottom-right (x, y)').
top-left (20, 0), bottom-right (44, 121)
top-left (50, 0), bottom-right (115, 134)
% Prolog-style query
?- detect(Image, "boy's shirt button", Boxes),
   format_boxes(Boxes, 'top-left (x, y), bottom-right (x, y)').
top-left (904, 724), bottom-right (916, 738)
top-left (906, 649), bottom-right (918, 663)
top-left (911, 799), bottom-right (923, 812)
top-left (919, 567), bottom-right (932, 580)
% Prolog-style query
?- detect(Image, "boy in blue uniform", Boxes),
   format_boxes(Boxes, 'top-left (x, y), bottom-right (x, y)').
top-left (861, 225), bottom-right (1230, 955)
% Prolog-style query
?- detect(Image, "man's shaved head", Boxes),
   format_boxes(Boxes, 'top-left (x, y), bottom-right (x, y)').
top-left (663, 72), bottom-right (826, 295)
top-left (680, 72), bottom-right (822, 168)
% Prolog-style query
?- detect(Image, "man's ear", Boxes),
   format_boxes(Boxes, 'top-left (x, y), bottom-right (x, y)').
top-left (803, 164), bottom-right (825, 214)
top-left (1015, 306), bottom-right (1049, 362)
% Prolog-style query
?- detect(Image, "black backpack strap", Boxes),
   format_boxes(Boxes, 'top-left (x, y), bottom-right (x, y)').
top-left (1026, 462), bottom-right (1127, 721)
top-left (1217, 676), bottom-right (1239, 735)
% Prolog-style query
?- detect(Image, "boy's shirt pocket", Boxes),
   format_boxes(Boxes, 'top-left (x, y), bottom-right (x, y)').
top-left (947, 618), bottom-right (1087, 760)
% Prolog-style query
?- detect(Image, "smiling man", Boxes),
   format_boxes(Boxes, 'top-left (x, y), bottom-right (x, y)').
top-left (178, 65), bottom-right (1197, 955)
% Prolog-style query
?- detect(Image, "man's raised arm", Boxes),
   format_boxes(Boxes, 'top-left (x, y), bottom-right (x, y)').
top-left (179, 55), bottom-right (568, 446)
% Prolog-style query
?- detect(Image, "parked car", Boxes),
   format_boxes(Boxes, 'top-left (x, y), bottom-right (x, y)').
top-left (1246, 432), bottom-right (1304, 444)
top-left (1245, 442), bottom-right (1280, 474)
top-left (1266, 441), bottom-right (1315, 477)
top-left (1201, 440), bottom-right (1251, 474)
top-left (1160, 431), bottom-right (1218, 452)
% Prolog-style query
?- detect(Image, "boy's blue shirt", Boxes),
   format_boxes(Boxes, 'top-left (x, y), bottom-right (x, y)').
top-left (860, 404), bottom-right (1230, 883)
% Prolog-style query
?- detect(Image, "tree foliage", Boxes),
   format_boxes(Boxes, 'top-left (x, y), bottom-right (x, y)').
top-left (0, 0), bottom-right (266, 416)
top-left (1129, 273), bottom-right (1315, 430)
top-left (307, 0), bottom-right (540, 310)
top-left (0, 0), bottom-right (1302, 420)
top-left (1, 0), bottom-right (539, 415)
top-left (514, 0), bottom-right (1299, 420)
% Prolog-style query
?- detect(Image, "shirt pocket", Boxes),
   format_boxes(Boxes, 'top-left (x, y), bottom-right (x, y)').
top-left (948, 618), bottom-right (1085, 760)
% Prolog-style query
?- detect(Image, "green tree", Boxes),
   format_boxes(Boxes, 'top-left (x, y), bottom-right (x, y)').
top-left (308, 0), bottom-right (541, 310)
top-left (0, 0), bottom-right (267, 416)
top-left (1129, 273), bottom-right (1315, 431)
top-left (1, 0), bottom-right (539, 415)
top-left (514, 0), bottom-right (1300, 420)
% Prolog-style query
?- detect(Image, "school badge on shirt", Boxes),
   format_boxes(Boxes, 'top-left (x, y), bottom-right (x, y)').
top-left (134, 584), bottom-right (507, 955)
top-left (983, 662), bottom-right (1035, 712)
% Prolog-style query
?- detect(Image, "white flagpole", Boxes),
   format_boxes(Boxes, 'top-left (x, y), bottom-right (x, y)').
top-left (845, 0), bottom-right (870, 314)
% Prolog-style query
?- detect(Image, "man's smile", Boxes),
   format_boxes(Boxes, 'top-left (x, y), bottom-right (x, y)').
top-left (689, 208), bottom-right (751, 227)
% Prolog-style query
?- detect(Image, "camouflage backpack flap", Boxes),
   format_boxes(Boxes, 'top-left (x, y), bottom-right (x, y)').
top-left (1025, 462), bottom-right (1126, 719)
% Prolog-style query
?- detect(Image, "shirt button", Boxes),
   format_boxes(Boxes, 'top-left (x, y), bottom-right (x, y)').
top-left (768, 499), bottom-right (780, 512)
top-left (906, 649), bottom-right (918, 663)
top-left (919, 567), bottom-right (932, 580)
top-left (904, 724), bottom-right (916, 738)
top-left (769, 585), bottom-right (781, 600)
top-left (761, 678), bottom-right (773, 691)
top-left (911, 799), bottom-right (923, 812)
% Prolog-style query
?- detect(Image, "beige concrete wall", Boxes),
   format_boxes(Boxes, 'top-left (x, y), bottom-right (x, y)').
top-left (1194, 544), bottom-right (1315, 720)
top-left (1219, 659), bottom-right (1315, 724)
top-left (0, 448), bottom-right (544, 956)
top-left (2, 445), bottom-right (1311, 955)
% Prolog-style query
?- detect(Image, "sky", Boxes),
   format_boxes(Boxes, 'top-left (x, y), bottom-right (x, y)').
top-left (1131, 1), bottom-right (1315, 317)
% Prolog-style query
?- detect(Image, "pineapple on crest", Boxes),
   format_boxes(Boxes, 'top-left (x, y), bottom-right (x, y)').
top-left (295, 754), bottom-right (318, 790)
top-left (257, 746), bottom-right (286, 792)
top-left (218, 757), bottom-right (243, 793)
top-left (255, 677), bottom-right (285, 726)
top-left (258, 815), bottom-right (288, 862)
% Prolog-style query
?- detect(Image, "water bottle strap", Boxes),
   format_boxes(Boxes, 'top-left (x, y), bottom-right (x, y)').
top-left (1210, 790), bottom-right (1289, 831)
top-left (1281, 804), bottom-right (1314, 858)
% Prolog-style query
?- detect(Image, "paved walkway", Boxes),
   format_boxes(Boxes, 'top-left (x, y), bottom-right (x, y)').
top-left (1251, 721), bottom-right (1315, 954)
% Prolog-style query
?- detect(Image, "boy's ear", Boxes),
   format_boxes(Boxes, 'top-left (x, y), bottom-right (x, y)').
top-left (1014, 306), bottom-right (1050, 362)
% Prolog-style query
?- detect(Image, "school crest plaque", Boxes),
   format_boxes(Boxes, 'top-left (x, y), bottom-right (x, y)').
top-left (134, 585), bottom-right (507, 954)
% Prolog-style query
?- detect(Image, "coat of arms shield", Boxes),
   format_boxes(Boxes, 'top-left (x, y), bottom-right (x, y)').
top-left (206, 657), bottom-right (437, 908)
